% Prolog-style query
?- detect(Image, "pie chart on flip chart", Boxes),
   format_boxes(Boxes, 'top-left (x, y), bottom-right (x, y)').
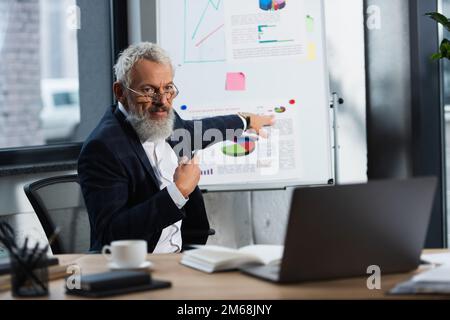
top-left (222, 137), bottom-right (257, 157)
top-left (275, 106), bottom-right (286, 113)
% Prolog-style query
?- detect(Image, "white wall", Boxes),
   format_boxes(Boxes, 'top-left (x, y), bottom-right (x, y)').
top-left (325, 0), bottom-right (368, 185)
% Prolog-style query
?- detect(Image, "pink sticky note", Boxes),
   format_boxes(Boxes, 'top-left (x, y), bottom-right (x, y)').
top-left (226, 72), bottom-right (246, 91)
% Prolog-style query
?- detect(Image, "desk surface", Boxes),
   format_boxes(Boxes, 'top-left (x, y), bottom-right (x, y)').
top-left (1, 250), bottom-right (449, 300)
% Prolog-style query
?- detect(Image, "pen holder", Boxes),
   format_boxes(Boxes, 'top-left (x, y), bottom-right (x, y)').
top-left (10, 248), bottom-right (49, 297)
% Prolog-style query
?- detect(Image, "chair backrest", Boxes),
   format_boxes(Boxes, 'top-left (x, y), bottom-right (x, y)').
top-left (24, 174), bottom-right (90, 254)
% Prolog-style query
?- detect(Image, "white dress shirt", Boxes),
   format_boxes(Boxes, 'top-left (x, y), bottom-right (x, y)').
top-left (118, 103), bottom-right (186, 253)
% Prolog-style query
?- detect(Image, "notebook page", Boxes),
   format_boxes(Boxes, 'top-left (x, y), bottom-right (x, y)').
top-left (237, 245), bottom-right (284, 265)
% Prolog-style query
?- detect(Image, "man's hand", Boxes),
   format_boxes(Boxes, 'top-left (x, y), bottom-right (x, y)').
top-left (173, 156), bottom-right (201, 198)
top-left (241, 113), bottom-right (276, 138)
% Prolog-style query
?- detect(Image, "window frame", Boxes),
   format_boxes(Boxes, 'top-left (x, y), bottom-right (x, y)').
top-left (409, 0), bottom-right (447, 248)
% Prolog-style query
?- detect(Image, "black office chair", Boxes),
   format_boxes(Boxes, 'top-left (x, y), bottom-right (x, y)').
top-left (24, 174), bottom-right (214, 254)
top-left (24, 174), bottom-right (90, 254)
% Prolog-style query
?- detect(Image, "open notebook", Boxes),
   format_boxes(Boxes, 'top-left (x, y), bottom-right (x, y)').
top-left (180, 245), bottom-right (283, 273)
top-left (389, 264), bottom-right (450, 295)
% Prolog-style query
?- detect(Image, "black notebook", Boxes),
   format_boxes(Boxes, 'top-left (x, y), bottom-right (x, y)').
top-left (66, 270), bottom-right (171, 298)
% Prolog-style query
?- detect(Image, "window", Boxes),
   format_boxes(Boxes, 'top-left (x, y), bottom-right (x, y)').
top-left (0, 0), bottom-right (80, 148)
top-left (440, 0), bottom-right (450, 245)
top-left (0, 0), bottom-right (119, 169)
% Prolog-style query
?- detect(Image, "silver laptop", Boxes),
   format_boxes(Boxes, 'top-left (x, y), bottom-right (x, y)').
top-left (240, 177), bottom-right (437, 283)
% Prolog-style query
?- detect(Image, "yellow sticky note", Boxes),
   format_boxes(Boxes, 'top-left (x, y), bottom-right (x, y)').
top-left (307, 43), bottom-right (316, 61)
top-left (226, 72), bottom-right (246, 91)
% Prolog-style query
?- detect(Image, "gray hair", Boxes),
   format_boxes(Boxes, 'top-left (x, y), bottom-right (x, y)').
top-left (113, 42), bottom-right (173, 87)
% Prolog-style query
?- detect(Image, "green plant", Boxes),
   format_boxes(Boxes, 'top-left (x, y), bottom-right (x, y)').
top-left (426, 12), bottom-right (450, 60)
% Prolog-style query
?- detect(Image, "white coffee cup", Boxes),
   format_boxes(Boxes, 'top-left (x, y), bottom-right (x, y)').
top-left (101, 240), bottom-right (147, 268)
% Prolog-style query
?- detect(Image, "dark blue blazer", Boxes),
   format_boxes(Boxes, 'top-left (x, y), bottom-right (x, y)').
top-left (77, 105), bottom-right (244, 252)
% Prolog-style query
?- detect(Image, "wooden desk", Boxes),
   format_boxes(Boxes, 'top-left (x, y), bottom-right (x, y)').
top-left (1, 251), bottom-right (449, 300)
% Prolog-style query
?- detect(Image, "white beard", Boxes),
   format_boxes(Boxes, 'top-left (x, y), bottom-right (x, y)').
top-left (126, 107), bottom-right (175, 142)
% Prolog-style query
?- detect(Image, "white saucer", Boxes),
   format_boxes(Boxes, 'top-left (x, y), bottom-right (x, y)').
top-left (108, 260), bottom-right (153, 271)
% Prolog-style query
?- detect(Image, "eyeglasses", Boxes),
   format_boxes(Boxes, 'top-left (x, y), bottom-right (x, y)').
top-left (125, 83), bottom-right (179, 101)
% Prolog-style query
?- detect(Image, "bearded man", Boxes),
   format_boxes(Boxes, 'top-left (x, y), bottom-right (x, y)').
top-left (78, 42), bottom-right (274, 253)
